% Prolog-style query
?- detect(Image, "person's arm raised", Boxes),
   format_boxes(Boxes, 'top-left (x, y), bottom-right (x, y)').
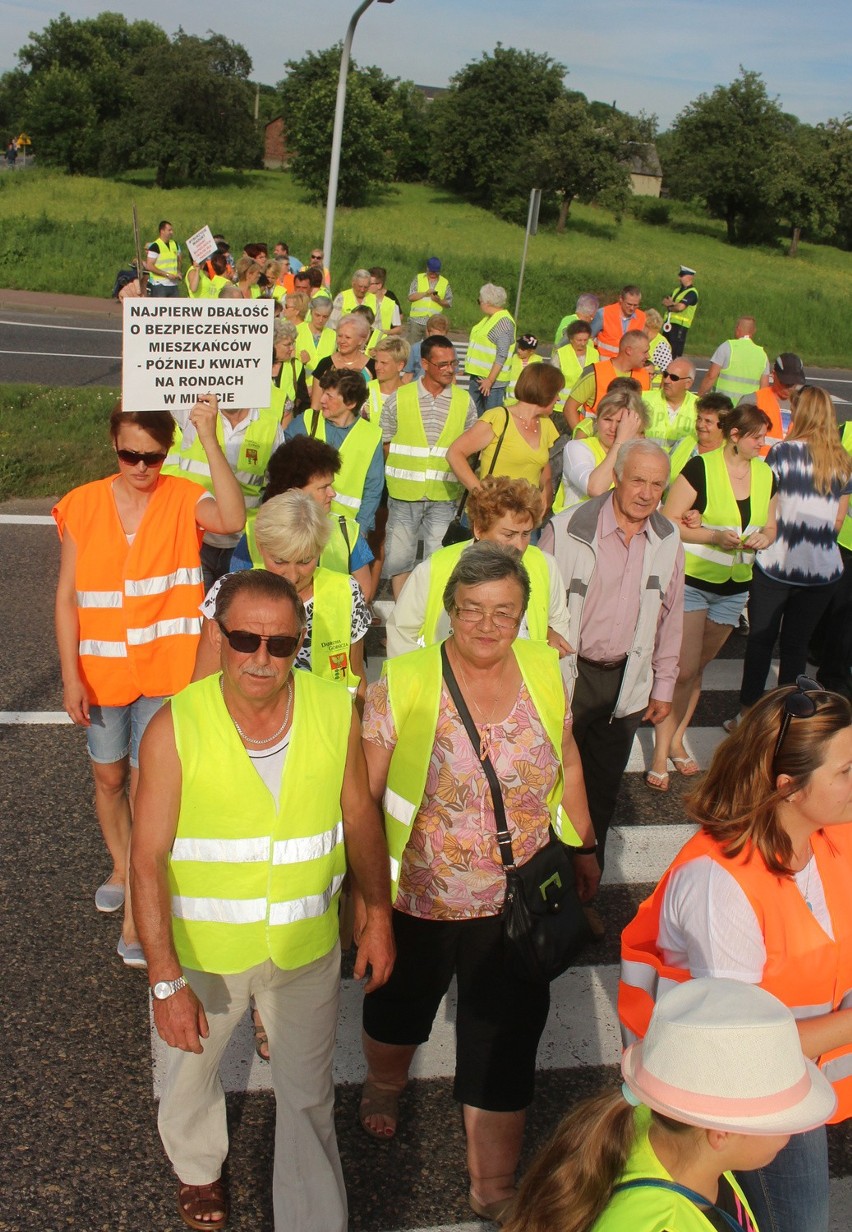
top-left (190, 395), bottom-right (246, 535)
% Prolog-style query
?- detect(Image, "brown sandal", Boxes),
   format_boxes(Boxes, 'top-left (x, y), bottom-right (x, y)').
top-left (358, 1078), bottom-right (401, 1141)
top-left (250, 999), bottom-right (269, 1062)
top-left (177, 1179), bottom-right (229, 1230)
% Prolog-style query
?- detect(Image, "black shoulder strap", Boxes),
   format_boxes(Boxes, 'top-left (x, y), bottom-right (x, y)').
top-left (440, 642), bottom-right (515, 870)
top-left (337, 515), bottom-right (352, 572)
top-left (309, 408), bottom-right (321, 438)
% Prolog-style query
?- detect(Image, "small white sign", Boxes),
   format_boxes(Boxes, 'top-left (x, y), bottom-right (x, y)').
top-left (122, 299), bottom-right (274, 412)
top-left (185, 225), bottom-right (218, 265)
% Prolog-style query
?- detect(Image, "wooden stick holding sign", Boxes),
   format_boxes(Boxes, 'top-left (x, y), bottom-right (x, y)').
top-left (132, 203), bottom-right (149, 297)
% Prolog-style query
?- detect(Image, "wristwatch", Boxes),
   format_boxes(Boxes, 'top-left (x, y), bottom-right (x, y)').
top-left (151, 976), bottom-right (188, 1000)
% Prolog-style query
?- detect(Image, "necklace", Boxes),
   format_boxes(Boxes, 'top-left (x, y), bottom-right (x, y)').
top-left (220, 677), bottom-right (293, 746)
top-left (451, 646), bottom-right (508, 760)
top-left (514, 411), bottom-right (538, 431)
top-left (796, 844), bottom-right (814, 912)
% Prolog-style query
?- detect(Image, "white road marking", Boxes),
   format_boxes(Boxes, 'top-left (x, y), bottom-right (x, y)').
top-left (0, 711), bottom-right (70, 724)
top-left (0, 318), bottom-right (120, 333)
top-left (0, 513), bottom-right (55, 524)
top-left (0, 348), bottom-right (119, 360)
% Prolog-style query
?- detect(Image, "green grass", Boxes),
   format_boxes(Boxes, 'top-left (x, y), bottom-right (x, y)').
top-left (0, 384), bottom-right (117, 501)
top-left (0, 168), bottom-right (850, 365)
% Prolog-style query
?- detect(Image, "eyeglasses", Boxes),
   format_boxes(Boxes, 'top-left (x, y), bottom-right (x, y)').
top-left (453, 605), bottom-right (521, 631)
top-left (773, 676), bottom-right (822, 768)
top-left (116, 448), bottom-right (167, 467)
top-left (218, 625), bottom-right (301, 658)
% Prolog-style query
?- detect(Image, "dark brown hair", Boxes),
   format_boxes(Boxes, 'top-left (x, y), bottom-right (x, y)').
top-left (108, 404), bottom-right (175, 451)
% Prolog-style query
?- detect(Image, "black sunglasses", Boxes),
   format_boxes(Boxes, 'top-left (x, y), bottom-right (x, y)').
top-left (773, 676), bottom-right (822, 769)
top-left (117, 448), bottom-right (168, 467)
top-left (218, 625), bottom-right (301, 658)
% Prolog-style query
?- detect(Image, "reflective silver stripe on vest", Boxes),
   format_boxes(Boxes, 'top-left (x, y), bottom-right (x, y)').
top-left (821, 1054), bottom-right (852, 1085)
top-left (389, 444), bottom-right (430, 458)
top-left (268, 873), bottom-right (345, 925)
top-left (273, 821), bottom-right (344, 865)
top-left (76, 589), bottom-right (123, 608)
top-left (620, 959), bottom-right (684, 1005)
top-left (171, 836), bottom-right (271, 863)
top-left (172, 895), bottom-right (267, 923)
top-left (126, 616), bottom-right (202, 645)
top-left (79, 638), bottom-right (127, 657)
top-left (389, 855), bottom-right (400, 883)
top-left (385, 786), bottom-right (417, 827)
top-left (687, 539), bottom-right (742, 568)
top-left (385, 467), bottom-right (424, 483)
top-left (789, 999), bottom-right (835, 1020)
top-left (174, 457), bottom-right (210, 477)
top-left (717, 373), bottom-right (761, 388)
top-left (333, 492), bottom-right (361, 511)
top-left (125, 567), bottom-right (203, 597)
top-left (425, 470), bottom-right (454, 482)
top-left (839, 990), bottom-right (852, 1012)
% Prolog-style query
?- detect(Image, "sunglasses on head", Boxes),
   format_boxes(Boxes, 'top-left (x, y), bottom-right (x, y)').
top-left (773, 676), bottom-right (822, 769)
top-left (117, 448), bottom-right (167, 467)
top-left (218, 624), bottom-right (301, 658)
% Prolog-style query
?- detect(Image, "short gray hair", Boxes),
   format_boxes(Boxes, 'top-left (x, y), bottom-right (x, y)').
top-left (478, 283), bottom-right (507, 309)
top-left (255, 490), bottom-right (330, 562)
top-left (353, 268), bottom-right (371, 282)
top-left (273, 318), bottom-right (297, 344)
top-left (576, 292), bottom-right (599, 315)
top-left (338, 312), bottom-right (371, 340)
top-left (612, 438), bottom-right (670, 481)
top-left (442, 541), bottom-right (530, 616)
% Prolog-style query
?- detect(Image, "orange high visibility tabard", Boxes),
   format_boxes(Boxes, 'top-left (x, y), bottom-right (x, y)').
top-left (595, 302), bottom-right (647, 360)
top-left (584, 360), bottom-right (651, 415)
top-left (53, 475), bottom-right (206, 706)
top-left (619, 826), bottom-right (852, 1123)
top-left (755, 386), bottom-right (786, 455)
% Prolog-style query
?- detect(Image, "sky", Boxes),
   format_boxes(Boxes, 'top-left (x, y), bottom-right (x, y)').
top-left (1, 0), bottom-right (850, 128)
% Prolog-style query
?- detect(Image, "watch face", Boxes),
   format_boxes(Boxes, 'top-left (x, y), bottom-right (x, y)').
top-left (153, 981), bottom-right (173, 1000)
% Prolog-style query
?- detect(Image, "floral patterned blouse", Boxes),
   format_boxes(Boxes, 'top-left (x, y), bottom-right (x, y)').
top-left (362, 677), bottom-right (572, 920)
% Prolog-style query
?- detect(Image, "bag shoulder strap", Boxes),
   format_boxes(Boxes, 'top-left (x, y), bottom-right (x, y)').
top-left (309, 408), bottom-right (321, 438)
top-left (452, 406), bottom-right (512, 522)
top-left (613, 1178), bottom-right (748, 1232)
top-left (440, 642), bottom-right (516, 870)
top-left (337, 514), bottom-right (352, 572)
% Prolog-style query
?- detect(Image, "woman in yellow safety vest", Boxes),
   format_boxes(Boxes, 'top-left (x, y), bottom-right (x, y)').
top-left (310, 313), bottom-right (374, 406)
top-left (268, 319), bottom-right (310, 428)
top-left (235, 256), bottom-right (263, 299)
top-left (505, 978), bottom-right (835, 1232)
top-left (306, 296), bottom-right (336, 371)
top-left (645, 402), bottom-right (776, 790)
top-left (282, 290), bottom-right (318, 369)
top-left (556, 390), bottom-right (647, 514)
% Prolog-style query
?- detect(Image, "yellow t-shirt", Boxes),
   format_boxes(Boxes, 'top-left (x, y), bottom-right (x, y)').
top-left (478, 407), bottom-right (559, 488)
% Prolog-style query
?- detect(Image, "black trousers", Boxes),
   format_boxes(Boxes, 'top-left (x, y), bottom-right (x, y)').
top-left (570, 659), bottom-right (644, 871)
top-left (739, 567), bottom-right (839, 708)
top-left (812, 546), bottom-right (852, 695)
top-left (666, 323), bottom-right (689, 359)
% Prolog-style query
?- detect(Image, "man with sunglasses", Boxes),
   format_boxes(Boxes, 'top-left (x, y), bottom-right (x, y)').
top-left (642, 358), bottom-right (698, 450)
top-left (131, 568), bottom-right (394, 1232)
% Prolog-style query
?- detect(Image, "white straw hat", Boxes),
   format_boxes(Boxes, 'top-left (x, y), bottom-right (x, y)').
top-left (621, 978), bottom-right (837, 1134)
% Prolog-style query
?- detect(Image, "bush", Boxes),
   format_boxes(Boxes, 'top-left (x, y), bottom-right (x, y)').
top-left (629, 198), bottom-right (672, 226)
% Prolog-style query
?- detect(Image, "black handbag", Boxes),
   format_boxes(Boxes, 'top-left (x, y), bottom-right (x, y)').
top-left (441, 407), bottom-right (511, 547)
top-left (440, 644), bottom-right (591, 984)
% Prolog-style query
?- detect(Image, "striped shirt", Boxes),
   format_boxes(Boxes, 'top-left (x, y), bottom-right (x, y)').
top-left (757, 440), bottom-right (851, 586)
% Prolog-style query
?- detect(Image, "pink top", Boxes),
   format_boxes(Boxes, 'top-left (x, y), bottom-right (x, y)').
top-left (577, 496), bottom-right (683, 702)
top-left (363, 677), bottom-right (572, 920)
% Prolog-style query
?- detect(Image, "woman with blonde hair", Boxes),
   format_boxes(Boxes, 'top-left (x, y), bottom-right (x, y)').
top-left (235, 256), bottom-right (263, 299)
top-left (620, 679), bottom-right (852, 1231)
top-left (506, 978), bottom-right (835, 1232)
top-left (728, 385), bottom-right (852, 727)
top-left (282, 290), bottom-right (316, 367)
top-left (447, 364), bottom-right (563, 510)
top-left (387, 475), bottom-right (571, 657)
top-left (553, 389), bottom-right (647, 514)
top-left (310, 313), bottom-right (374, 405)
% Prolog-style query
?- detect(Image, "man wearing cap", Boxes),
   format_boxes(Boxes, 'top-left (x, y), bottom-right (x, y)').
top-left (590, 286), bottom-right (646, 361)
top-left (661, 267), bottom-right (699, 359)
top-left (407, 257), bottom-right (452, 344)
top-left (753, 353), bottom-right (806, 455)
top-left (698, 317), bottom-right (770, 402)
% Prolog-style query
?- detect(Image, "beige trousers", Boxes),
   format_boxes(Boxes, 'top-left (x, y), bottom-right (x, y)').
top-left (158, 945), bottom-right (346, 1232)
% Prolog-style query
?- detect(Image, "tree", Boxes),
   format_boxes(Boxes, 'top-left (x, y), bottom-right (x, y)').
top-left (664, 68), bottom-right (789, 244)
top-left (428, 45), bottom-right (567, 222)
top-left (533, 96), bottom-right (632, 231)
top-left (278, 47), bottom-right (404, 207)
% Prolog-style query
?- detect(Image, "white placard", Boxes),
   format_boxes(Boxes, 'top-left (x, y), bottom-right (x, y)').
top-left (122, 300), bottom-right (274, 412)
top-left (185, 225), bottom-right (218, 265)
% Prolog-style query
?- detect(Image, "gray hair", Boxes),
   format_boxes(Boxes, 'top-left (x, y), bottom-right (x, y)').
top-left (254, 490), bottom-right (331, 562)
top-left (310, 296), bottom-right (333, 317)
top-left (478, 283), bottom-right (508, 309)
top-left (273, 318), bottom-right (297, 344)
top-left (576, 292), bottom-right (599, 315)
top-left (442, 541), bottom-right (531, 616)
top-left (214, 569), bottom-right (306, 632)
top-left (352, 268), bottom-right (371, 282)
top-left (338, 312), bottom-right (371, 340)
top-left (612, 438), bottom-right (671, 481)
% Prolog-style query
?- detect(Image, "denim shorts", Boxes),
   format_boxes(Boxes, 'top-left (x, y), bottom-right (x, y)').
top-left (86, 695), bottom-right (165, 768)
top-left (683, 582), bottom-right (748, 627)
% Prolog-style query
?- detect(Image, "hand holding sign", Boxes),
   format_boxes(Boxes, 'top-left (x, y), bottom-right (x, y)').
top-left (189, 394), bottom-right (220, 443)
top-left (186, 225), bottom-right (219, 266)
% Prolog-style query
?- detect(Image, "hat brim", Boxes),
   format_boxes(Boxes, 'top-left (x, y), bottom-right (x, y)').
top-left (622, 1046), bottom-right (837, 1135)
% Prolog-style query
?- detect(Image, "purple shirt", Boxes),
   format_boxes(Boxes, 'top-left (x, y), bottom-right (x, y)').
top-left (578, 496), bottom-right (683, 702)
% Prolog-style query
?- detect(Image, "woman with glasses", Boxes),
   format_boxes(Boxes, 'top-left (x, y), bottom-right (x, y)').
top-left (52, 401), bottom-right (245, 967)
top-left (727, 386), bottom-right (852, 730)
top-left (645, 403), bottom-right (776, 788)
top-left (358, 541), bottom-right (599, 1224)
top-left (620, 678), bottom-right (852, 1232)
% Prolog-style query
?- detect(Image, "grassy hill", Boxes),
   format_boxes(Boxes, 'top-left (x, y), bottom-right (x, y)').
top-left (0, 168), bottom-right (849, 365)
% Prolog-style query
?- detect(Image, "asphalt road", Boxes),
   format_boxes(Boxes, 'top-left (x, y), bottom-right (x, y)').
top-left (0, 304), bottom-right (850, 400)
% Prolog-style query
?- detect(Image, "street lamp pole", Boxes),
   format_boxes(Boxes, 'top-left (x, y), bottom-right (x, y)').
top-left (322, 0), bottom-right (395, 286)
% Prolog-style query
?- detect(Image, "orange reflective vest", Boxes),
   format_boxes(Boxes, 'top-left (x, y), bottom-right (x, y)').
top-left (595, 302), bottom-right (647, 360)
top-left (585, 360), bottom-right (650, 415)
top-left (619, 827), bottom-right (852, 1123)
top-left (755, 386), bottom-right (787, 456)
top-left (52, 475), bottom-right (205, 706)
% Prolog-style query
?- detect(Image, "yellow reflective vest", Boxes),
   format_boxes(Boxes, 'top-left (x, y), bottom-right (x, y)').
top-left (409, 273), bottom-right (449, 321)
top-left (465, 310), bottom-right (515, 381)
top-left (667, 284), bottom-right (699, 329)
top-left (504, 351), bottom-right (543, 405)
top-left (168, 669), bottom-right (351, 973)
top-left (381, 639), bottom-right (579, 898)
top-left (714, 337), bottom-right (768, 402)
top-left (385, 383), bottom-right (469, 501)
top-left (338, 288), bottom-right (377, 317)
top-left (420, 540), bottom-right (551, 645)
top-left (683, 447), bottom-right (773, 584)
top-left (553, 435), bottom-right (609, 515)
top-left (245, 508), bottom-right (361, 579)
top-left (162, 410), bottom-right (280, 500)
top-left (304, 410), bottom-right (382, 520)
top-left (643, 390), bottom-right (698, 444)
top-left (837, 422), bottom-right (852, 550)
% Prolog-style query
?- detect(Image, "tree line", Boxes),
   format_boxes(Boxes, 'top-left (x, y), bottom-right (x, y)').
top-left (2, 15), bottom-right (850, 252)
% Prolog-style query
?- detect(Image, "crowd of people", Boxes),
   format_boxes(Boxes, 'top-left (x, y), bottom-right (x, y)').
top-left (56, 240), bottom-right (852, 1232)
